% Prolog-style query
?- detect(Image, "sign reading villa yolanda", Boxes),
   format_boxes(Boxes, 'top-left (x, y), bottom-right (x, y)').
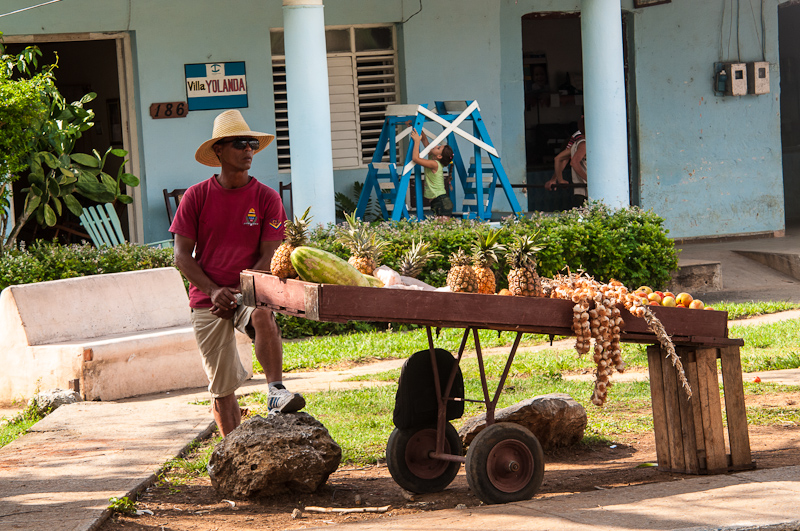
top-left (184, 62), bottom-right (248, 111)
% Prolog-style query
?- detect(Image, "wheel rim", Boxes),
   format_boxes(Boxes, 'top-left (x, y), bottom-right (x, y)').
top-left (405, 428), bottom-right (449, 479)
top-left (485, 438), bottom-right (535, 493)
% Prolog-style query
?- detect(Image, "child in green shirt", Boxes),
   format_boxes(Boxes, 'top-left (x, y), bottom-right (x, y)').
top-left (410, 129), bottom-right (454, 216)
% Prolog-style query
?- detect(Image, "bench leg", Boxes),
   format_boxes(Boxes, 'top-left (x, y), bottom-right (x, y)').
top-left (696, 347), bottom-right (728, 472)
top-left (648, 344), bottom-right (754, 474)
top-left (647, 345), bottom-right (672, 470)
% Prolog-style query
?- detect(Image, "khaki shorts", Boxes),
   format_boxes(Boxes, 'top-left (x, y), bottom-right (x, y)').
top-left (191, 305), bottom-right (255, 398)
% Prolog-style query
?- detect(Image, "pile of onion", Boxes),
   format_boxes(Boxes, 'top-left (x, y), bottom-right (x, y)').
top-left (550, 274), bottom-right (690, 405)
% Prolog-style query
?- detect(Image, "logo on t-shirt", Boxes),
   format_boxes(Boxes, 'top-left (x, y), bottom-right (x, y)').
top-left (244, 208), bottom-right (259, 227)
top-left (269, 219), bottom-right (282, 230)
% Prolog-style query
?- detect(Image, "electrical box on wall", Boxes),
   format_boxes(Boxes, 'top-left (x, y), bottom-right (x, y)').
top-left (713, 63), bottom-right (728, 94)
top-left (725, 62), bottom-right (748, 96)
top-left (747, 61), bottom-right (770, 95)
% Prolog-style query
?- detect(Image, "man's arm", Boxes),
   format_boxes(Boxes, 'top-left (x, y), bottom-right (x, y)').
top-left (173, 233), bottom-right (238, 317)
top-left (545, 148), bottom-right (571, 190)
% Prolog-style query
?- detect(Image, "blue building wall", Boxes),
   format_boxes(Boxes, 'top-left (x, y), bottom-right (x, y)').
top-left (1, 0), bottom-right (788, 242)
top-left (131, 1), bottom-right (288, 240)
top-left (628, 0), bottom-right (785, 238)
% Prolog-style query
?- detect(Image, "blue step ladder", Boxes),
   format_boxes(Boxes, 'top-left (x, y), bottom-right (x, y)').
top-left (460, 156), bottom-right (500, 219)
top-left (356, 100), bottom-right (522, 221)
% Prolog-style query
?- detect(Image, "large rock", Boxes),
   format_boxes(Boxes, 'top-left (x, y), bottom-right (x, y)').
top-left (27, 388), bottom-right (81, 416)
top-left (208, 412), bottom-right (341, 498)
top-left (458, 393), bottom-right (586, 451)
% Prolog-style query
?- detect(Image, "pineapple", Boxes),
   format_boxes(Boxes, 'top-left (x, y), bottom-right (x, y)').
top-left (471, 229), bottom-right (505, 294)
top-left (446, 248), bottom-right (478, 293)
top-left (398, 239), bottom-right (440, 278)
top-left (506, 234), bottom-right (543, 297)
top-left (335, 212), bottom-right (387, 275)
top-left (270, 207), bottom-right (312, 278)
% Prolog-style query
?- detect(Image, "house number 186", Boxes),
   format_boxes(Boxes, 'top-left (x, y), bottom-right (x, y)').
top-left (149, 102), bottom-right (188, 119)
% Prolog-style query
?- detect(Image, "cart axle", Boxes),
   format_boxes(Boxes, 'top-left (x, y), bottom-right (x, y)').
top-left (429, 452), bottom-right (466, 464)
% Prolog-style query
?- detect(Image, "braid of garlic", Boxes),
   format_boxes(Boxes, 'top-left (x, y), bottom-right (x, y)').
top-left (572, 301), bottom-right (592, 355)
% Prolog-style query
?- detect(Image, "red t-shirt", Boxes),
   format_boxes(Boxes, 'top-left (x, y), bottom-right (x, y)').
top-left (169, 175), bottom-right (287, 308)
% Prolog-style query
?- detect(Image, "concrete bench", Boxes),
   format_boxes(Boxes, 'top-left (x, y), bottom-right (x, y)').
top-left (0, 267), bottom-right (252, 405)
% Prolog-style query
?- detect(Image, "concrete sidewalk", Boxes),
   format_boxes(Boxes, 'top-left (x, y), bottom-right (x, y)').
top-left (0, 401), bottom-right (214, 531)
top-left (305, 466), bottom-right (800, 531)
top-left (676, 225), bottom-right (800, 304)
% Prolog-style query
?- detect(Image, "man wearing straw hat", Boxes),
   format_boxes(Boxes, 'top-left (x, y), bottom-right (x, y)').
top-left (170, 109), bottom-right (304, 437)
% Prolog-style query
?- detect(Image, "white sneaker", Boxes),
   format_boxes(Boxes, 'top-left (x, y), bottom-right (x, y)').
top-left (267, 385), bottom-right (305, 413)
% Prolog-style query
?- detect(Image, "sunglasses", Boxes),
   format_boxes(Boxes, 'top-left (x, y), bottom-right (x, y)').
top-left (218, 138), bottom-right (260, 150)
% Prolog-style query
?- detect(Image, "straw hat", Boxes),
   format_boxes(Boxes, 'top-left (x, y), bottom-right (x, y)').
top-left (195, 110), bottom-right (275, 167)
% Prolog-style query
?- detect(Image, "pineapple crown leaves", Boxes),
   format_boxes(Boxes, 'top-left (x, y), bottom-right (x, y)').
top-left (295, 206), bottom-right (313, 225)
top-left (506, 234), bottom-right (543, 270)
top-left (471, 228), bottom-right (506, 267)
top-left (406, 239), bottom-right (442, 261)
top-left (398, 239), bottom-right (441, 277)
top-left (284, 206), bottom-right (312, 246)
top-left (448, 247), bottom-right (472, 266)
top-left (342, 210), bottom-right (364, 230)
top-left (335, 212), bottom-right (389, 260)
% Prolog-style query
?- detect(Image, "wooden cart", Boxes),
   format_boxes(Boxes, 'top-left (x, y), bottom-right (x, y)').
top-left (241, 270), bottom-right (752, 504)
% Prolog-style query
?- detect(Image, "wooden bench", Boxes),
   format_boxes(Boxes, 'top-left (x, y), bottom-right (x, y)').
top-left (0, 267), bottom-right (252, 405)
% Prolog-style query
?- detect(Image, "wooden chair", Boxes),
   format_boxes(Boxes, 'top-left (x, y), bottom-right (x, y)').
top-left (163, 188), bottom-right (186, 224)
top-left (279, 181), bottom-right (293, 219)
top-left (79, 203), bottom-right (173, 248)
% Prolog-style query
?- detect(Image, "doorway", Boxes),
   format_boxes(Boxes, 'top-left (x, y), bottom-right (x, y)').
top-left (521, 14), bottom-right (585, 212)
top-left (4, 36), bottom-right (139, 245)
top-left (780, 2), bottom-right (800, 226)
top-left (521, 12), bottom-right (635, 212)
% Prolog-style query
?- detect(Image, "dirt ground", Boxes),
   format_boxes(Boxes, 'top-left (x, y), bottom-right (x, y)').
top-left (100, 392), bottom-right (800, 531)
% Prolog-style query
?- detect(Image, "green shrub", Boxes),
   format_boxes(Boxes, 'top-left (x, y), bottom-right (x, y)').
top-left (509, 202), bottom-right (679, 289)
top-left (310, 201), bottom-right (678, 291)
top-left (0, 241), bottom-right (174, 291)
top-left (275, 313), bottom-right (380, 339)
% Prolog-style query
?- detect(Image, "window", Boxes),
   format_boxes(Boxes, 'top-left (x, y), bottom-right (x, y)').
top-left (270, 25), bottom-right (398, 171)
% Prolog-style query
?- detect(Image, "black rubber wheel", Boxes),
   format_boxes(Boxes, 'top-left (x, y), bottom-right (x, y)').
top-left (465, 422), bottom-right (544, 504)
top-left (386, 422), bottom-right (463, 493)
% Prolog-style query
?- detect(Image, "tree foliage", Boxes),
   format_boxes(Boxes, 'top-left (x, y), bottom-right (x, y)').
top-left (0, 32), bottom-right (140, 253)
top-left (0, 45), bottom-right (49, 180)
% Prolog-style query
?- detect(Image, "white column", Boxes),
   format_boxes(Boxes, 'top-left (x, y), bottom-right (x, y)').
top-left (282, 0), bottom-right (336, 225)
top-left (581, 0), bottom-right (630, 208)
